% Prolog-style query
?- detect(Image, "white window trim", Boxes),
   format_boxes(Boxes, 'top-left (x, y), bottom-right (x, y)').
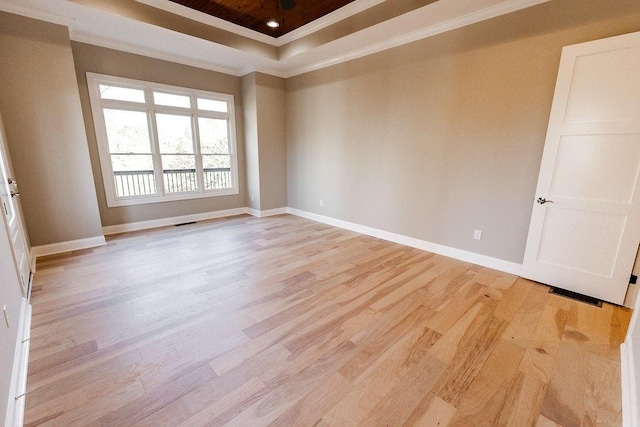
top-left (86, 72), bottom-right (240, 208)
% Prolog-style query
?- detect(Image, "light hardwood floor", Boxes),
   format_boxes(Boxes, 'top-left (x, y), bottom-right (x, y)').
top-left (24, 214), bottom-right (630, 426)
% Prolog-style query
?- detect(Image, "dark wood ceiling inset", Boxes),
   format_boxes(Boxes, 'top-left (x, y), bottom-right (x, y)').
top-left (169, 0), bottom-right (356, 37)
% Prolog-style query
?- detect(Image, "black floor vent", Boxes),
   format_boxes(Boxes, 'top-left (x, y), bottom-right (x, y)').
top-left (549, 287), bottom-right (602, 307)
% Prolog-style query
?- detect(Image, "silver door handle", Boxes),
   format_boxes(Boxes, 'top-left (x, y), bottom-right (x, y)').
top-left (8, 178), bottom-right (18, 197)
top-left (537, 197), bottom-right (553, 204)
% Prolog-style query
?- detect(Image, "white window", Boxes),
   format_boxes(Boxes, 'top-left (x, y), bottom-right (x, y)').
top-left (87, 73), bottom-right (239, 207)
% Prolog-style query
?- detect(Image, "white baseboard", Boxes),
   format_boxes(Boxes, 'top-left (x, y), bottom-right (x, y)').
top-left (34, 206), bottom-right (520, 278)
top-left (287, 208), bottom-right (523, 276)
top-left (621, 341), bottom-right (638, 427)
top-left (30, 236), bottom-right (106, 260)
top-left (247, 207), bottom-right (288, 218)
top-left (29, 207), bottom-right (289, 263)
top-left (102, 206), bottom-right (289, 235)
top-left (102, 207), bottom-right (248, 235)
top-left (4, 298), bottom-right (31, 427)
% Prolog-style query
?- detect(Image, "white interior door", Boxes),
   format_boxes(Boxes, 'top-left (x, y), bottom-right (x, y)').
top-left (0, 113), bottom-right (31, 298)
top-left (522, 31), bottom-right (640, 305)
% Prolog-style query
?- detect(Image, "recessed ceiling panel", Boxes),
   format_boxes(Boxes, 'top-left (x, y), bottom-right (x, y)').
top-left (169, 0), bottom-right (356, 37)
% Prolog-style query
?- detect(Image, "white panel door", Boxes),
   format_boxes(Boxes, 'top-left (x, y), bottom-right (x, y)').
top-left (0, 113), bottom-right (31, 297)
top-left (522, 31), bottom-right (640, 305)
top-left (0, 179), bottom-right (24, 427)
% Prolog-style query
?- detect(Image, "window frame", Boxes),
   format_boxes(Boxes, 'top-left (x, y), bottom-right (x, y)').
top-left (87, 72), bottom-right (239, 207)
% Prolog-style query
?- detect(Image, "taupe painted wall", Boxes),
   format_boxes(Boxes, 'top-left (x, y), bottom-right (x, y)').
top-left (242, 73), bottom-right (261, 211)
top-left (286, 0), bottom-right (640, 264)
top-left (71, 42), bottom-right (247, 227)
top-left (242, 72), bottom-right (287, 212)
top-left (255, 73), bottom-right (287, 211)
top-left (0, 13), bottom-right (103, 246)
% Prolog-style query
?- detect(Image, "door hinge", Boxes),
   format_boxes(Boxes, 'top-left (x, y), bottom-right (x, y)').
top-left (631, 274), bottom-right (638, 285)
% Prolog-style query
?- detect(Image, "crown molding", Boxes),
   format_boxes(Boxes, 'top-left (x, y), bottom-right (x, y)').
top-left (135, 0), bottom-right (385, 47)
top-left (0, 0), bottom-right (75, 27)
top-left (71, 31), bottom-right (251, 77)
top-left (275, 0), bottom-right (385, 46)
top-left (281, 0), bottom-right (552, 77)
top-left (1, 0), bottom-right (552, 79)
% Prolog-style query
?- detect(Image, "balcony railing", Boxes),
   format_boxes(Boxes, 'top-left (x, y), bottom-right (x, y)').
top-left (114, 168), bottom-right (231, 197)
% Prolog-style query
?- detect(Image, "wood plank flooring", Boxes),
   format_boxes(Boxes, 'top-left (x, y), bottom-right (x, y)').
top-left (23, 214), bottom-right (631, 426)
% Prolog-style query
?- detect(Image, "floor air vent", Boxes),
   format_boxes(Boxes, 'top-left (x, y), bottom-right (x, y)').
top-left (549, 287), bottom-right (602, 307)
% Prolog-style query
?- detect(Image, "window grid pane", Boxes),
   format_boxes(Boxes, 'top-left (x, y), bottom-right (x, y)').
top-left (154, 92), bottom-right (191, 108)
top-left (99, 85), bottom-right (145, 103)
top-left (198, 118), bottom-right (230, 154)
top-left (111, 154), bottom-right (156, 197)
top-left (104, 109), bottom-right (152, 154)
top-left (157, 114), bottom-right (194, 154)
top-left (197, 98), bottom-right (228, 112)
top-left (203, 155), bottom-right (232, 190)
top-left (162, 155), bottom-right (197, 193)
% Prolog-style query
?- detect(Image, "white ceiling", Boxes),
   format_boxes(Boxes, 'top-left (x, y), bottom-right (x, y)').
top-left (0, 0), bottom-right (550, 78)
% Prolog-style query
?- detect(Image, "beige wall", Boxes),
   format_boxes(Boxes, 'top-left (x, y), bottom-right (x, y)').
top-left (242, 73), bottom-right (261, 211)
top-left (71, 42), bottom-right (247, 227)
top-left (286, 0), bottom-right (640, 263)
top-left (242, 73), bottom-right (287, 212)
top-left (255, 73), bottom-right (287, 211)
top-left (0, 13), bottom-right (103, 246)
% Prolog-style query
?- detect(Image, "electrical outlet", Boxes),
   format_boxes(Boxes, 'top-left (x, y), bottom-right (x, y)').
top-left (473, 230), bottom-right (482, 240)
top-left (250, 193), bottom-right (254, 202)
top-left (319, 199), bottom-right (323, 207)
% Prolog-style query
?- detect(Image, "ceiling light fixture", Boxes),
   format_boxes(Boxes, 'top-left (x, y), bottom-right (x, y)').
top-left (266, 20), bottom-right (279, 28)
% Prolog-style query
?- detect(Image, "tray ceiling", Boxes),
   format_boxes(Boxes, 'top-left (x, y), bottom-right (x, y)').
top-left (0, 0), bottom-right (554, 77)
top-left (168, 0), bottom-right (356, 37)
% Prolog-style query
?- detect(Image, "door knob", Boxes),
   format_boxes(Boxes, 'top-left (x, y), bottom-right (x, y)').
top-left (537, 197), bottom-right (553, 205)
top-left (7, 178), bottom-right (18, 197)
